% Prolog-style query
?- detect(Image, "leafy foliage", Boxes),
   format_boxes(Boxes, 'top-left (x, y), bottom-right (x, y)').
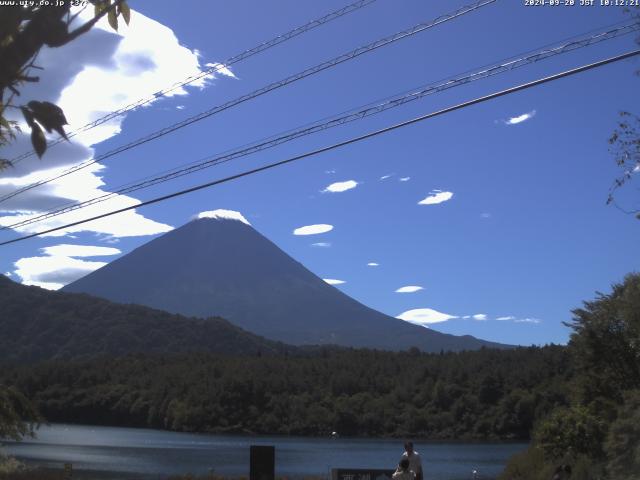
top-left (0, 0), bottom-right (129, 160)
top-left (0, 384), bottom-right (41, 441)
top-left (608, 112), bottom-right (640, 218)
top-left (604, 389), bottom-right (640, 479)
top-left (501, 273), bottom-right (640, 479)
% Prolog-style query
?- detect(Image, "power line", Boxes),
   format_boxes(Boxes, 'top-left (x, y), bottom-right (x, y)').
top-left (2, 49), bottom-right (637, 247)
top-left (0, 0), bottom-right (496, 205)
top-left (4, 21), bottom-right (637, 232)
top-left (6, 0), bottom-right (378, 166)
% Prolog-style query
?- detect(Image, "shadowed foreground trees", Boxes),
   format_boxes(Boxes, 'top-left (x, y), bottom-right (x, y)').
top-left (500, 273), bottom-right (640, 480)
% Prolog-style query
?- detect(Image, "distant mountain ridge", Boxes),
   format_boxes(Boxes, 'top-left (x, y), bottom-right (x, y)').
top-left (63, 213), bottom-right (507, 352)
top-left (0, 275), bottom-right (287, 363)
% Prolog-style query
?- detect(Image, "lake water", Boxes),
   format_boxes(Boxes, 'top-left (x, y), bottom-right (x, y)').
top-left (2, 424), bottom-right (527, 480)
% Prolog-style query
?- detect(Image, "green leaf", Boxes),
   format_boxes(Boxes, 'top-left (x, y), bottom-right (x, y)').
top-left (30, 124), bottom-right (47, 158)
top-left (20, 106), bottom-right (35, 128)
top-left (120, 1), bottom-right (131, 25)
top-left (27, 101), bottom-right (68, 140)
top-left (108, 8), bottom-right (118, 31)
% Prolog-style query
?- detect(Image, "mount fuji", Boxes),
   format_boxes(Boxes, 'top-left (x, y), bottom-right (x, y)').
top-left (63, 210), bottom-right (506, 352)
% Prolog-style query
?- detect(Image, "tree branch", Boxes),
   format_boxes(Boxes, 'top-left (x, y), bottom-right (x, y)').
top-left (65, 0), bottom-right (123, 44)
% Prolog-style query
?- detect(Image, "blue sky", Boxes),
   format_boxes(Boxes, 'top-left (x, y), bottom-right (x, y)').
top-left (1, 0), bottom-right (638, 346)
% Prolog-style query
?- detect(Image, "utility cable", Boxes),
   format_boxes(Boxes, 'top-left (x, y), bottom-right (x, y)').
top-left (6, 0), bottom-right (379, 166)
top-left (1, 49), bottom-right (637, 246)
top-left (0, 0), bottom-right (496, 205)
top-left (3, 21), bottom-right (637, 232)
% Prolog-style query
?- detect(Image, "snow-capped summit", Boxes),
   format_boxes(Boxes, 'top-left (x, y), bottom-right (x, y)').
top-left (195, 209), bottom-right (251, 225)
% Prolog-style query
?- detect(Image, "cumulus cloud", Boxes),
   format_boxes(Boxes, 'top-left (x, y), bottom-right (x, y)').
top-left (0, 7), bottom-right (229, 239)
top-left (14, 243), bottom-right (121, 290)
top-left (311, 242), bottom-right (331, 248)
top-left (293, 224), bottom-right (334, 235)
top-left (367, 262), bottom-right (379, 267)
top-left (399, 177), bottom-right (411, 182)
top-left (322, 180), bottom-right (358, 193)
top-left (323, 278), bottom-right (345, 285)
top-left (396, 308), bottom-right (458, 325)
top-left (196, 209), bottom-right (251, 225)
top-left (472, 314), bottom-right (487, 321)
top-left (395, 285), bottom-right (423, 293)
top-left (504, 110), bottom-right (536, 125)
top-left (418, 190), bottom-right (454, 205)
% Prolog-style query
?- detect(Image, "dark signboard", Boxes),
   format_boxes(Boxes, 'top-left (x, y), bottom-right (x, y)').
top-left (332, 468), bottom-right (395, 480)
top-left (250, 445), bottom-right (275, 480)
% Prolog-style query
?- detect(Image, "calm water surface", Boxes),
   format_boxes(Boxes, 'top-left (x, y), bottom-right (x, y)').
top-left (2, 424), bottom-right (527, 480)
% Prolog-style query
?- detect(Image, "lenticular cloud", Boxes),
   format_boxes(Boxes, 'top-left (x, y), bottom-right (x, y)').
top-left (293, 224), bottom-right (334, 235)
top-left (322, 180), bottom-right (358, 193)
top-left (418, 190), bottom-right (453, 205)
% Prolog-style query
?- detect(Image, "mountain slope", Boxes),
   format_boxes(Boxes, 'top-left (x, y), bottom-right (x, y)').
top-left (63, 215), bottom-right (507, 352)
top-left (0, 275), bottom-right (287, 363)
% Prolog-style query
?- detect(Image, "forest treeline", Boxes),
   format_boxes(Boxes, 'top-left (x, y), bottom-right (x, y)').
top-left (1, 346), bottom-right (569, 440)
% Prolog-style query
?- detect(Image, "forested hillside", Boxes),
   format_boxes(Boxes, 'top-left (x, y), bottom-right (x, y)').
top-left (0, 275), bottom-right (287, 362)
top-left (1, 346), bottom-right (569, 440)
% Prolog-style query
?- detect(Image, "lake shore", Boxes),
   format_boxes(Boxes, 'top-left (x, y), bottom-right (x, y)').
top-left (2, 424), bottom-right (527, 480)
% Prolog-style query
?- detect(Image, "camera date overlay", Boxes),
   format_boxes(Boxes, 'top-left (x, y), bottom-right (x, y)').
top-left (524, 0), bottom-right (639, 5)
top-left (0, 0), bottom-right (89, 7)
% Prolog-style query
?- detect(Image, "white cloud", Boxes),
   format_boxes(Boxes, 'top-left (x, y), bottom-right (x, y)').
top-left (504, 110), bottom-right (536, 125)
top-left (15, 255), bottom-right (102, 290)
top-left (395, 285), bottom-right (423, 293)
top-left (0, 8), bottom-right (226, 239)
top-left (472, 314), bottom-right (487, 321)
top-left (418, 190), bottom-right (454, 205)
top-left (311, 242), bottom-right (331, 247)
top-left (41, 244), bottom-right (121, 258)
top-left (480, 212), bottom-right (491, 218)
top-left (13, 242), bottom-right (121, 290)
top-left (322, 180), bottom-right (358, 193)
top-left (515, 318), bottom-right (542, 324)
top-left (204, 62), bottom-right (237, 79)
top-left (379, 174), bottom-right (393, 181)
top-left (323, 278), bottom-right (345, 285)
top-left (396, 308), bottom-right (458, 325)
top-left (399, 177), bottom-right (411, 182)
top-left (4, 272), bottom-right (12, 277)
top-left (196, 209), bottom-right (251, 225)
top-left (176, 105), bottom-right (185, 110)
top-left (367, 262), bottom-right (379, 267)
top-left (293, 224), bottom-right (333, 235)
top-left (496, 315), bottom-right (516, 321)
top-left (325, 169), bottom-right (336, 174)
